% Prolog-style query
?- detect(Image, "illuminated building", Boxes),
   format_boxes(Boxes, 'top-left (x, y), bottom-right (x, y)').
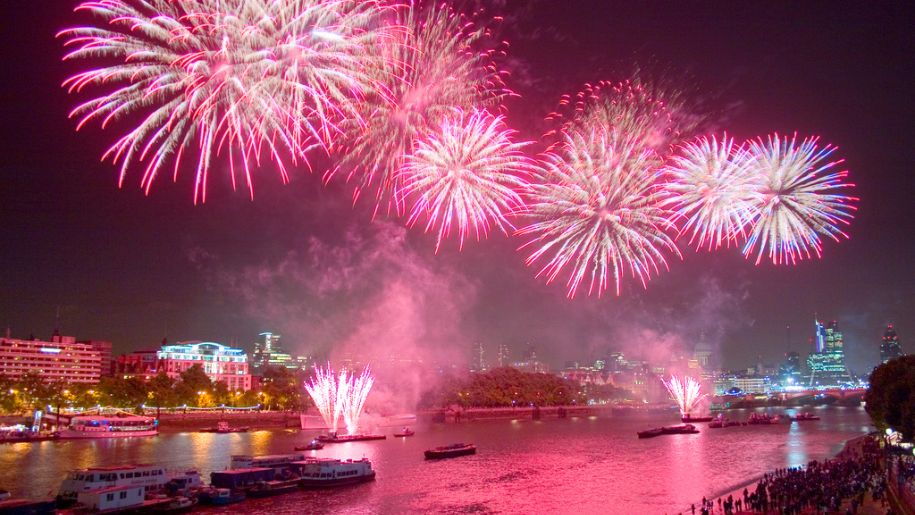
top-left (471, 341), bottom-right (486, 372)
top-left (806, 319), bottom-right (852, 387)
top-left (0, 334), bottom-right (102, 383)
top-left (777, 351), bottom-right (803, 387)
top-left (497, 344), bottom-right (510, 367)
top-left (114, 350), bottom-right (160, 380)
top-left (251, 332), bottom-right (305, 374)
top-left (880, 324), bottom-right (903, 364)
top-left (157, 341), bottom-right (251, 391)
top-left (80, 340), bottom-right (113, 376)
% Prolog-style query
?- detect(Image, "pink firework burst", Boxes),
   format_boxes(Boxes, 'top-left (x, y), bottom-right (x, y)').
top-left (59, 0), bottom-right (392, 203)
top-left (399, 109), bottom-right (534, 252)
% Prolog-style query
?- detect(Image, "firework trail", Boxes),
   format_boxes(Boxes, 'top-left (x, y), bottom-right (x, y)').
top-left (399, 109), bottom-right (533, 252)
top-left (662, 375), bottom-right (706, 417)
top-left (331, 1), bottom-right (510, 214)
top-left (59, 0), bottom-right (391, 203)
top-left (304, 364), bottom-right (374, 434)
top-left (742, 134), bottom-right (857, 265)
top-left (341, 367), bottom-right (374, 435)
top-left (663, 135), bottom-right (761, 250)
top-left (518, 127), bottom-right (680, 298)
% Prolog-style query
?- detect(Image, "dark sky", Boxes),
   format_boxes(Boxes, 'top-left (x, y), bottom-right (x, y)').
top-left (1, 1), bottom-right (913, 374)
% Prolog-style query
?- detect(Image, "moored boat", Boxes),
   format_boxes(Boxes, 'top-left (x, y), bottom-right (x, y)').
top-left (196, 487), bottom-right (245, 506)
top-left (58, 414), bottom-right (158, 439)
top-left (424, 443), bottom-right (476, 459)
top-left (393, 427), bottom-right (415, 437)
top-left (201, 421), bottom-right (249, 433)
top-left (317, 433), bottom-right (386, 443)
top-left (294, 439), bottom-right (325, 451)
top-left (57, 464), bottom-right (199, 507)
top-left (637, 427), bottom-right (665, 439)
top-left (747, 413), bottom-right (781, 425)
top-left (681, 414), bottom-right (714, 423)
top-left (230, 453), bottom-right (306, 471)
top-left (246, 478), bottom-right (301, 498)
top-left (293, 458), bottom-right (376, 488)
top-left (790, 412), bottom-right (820, 421)
top-left (638, 424), bottom-right (699, 438)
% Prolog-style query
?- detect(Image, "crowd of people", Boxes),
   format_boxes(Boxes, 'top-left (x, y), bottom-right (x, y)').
top-left (686, 436), bottom-right (896, 514)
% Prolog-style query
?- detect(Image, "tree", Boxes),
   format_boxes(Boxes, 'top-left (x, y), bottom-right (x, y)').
top-left (866, 356), bottom-right (915, 440)
top-left (260, 366), bottom-right (304, 411)
top-left (147, 372), bottom-right (176, 416)
top-left (174, 365), bottom-right (213, 406)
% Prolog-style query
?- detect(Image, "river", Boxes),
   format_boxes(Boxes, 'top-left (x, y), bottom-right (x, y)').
top-left (0, 406), bottom-right (873, 514)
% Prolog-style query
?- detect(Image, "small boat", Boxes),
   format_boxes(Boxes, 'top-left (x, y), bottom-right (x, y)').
top-left (790, 412), bottom-right (821, 421)
top-left (681, 414), bottom-right (714, 423)
top-left (294, 439), bottom-right (325, 451)
top-left (201, 421), bottom-right (249, 433)
top-left (246, 478), bottom-right (301, 498)
top-left (638, 424), bottom-right (699, 438)
top-left (424, 443), bottom-right (476, 460)
top-left (747, 413), bottom-right (781, 425)
top-left (197, 487), bottom-right (246, 506)
top-left (393, 427), bottom-right (415, 437)
top-left (294, 458), bottom-right (376, 488)
top-left (156, 495), bottom-right (197, 513)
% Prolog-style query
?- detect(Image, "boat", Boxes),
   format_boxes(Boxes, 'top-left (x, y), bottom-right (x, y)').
top-left (294, 439), bottom-right (324, 451)
top-left (393, 427), bottom-right (415, 437)
top-left (747, 413), bottom-right (781, 425)
top-left (57, 464), bottom-right (200, 506)
top-left (317, 433), bottom-right (387, 443)
top-left (790, 412), bottom-right (821, 421)
top-left (681, 414), bottom-right (715, 423)
top-left (201, 421), bottom-right (249, 433)
top-left (230, 453), bottom-right (306, 471)
top-left (708, 417), bottom-right (743, 429)
top-left (638, 424), bottom-right (699, 438)
top-left (196, 487), bottom-right (246, 506)
top-left (424, 443), bottom-right (476, 460)
top-left (159, 495), bottom-right (197, 513)
top-left (58, 414), bottom-right (158, 439)
top-left (293, 458), bottom-right (376, 488)
top-left (246, 477), bottom-right (301, 498)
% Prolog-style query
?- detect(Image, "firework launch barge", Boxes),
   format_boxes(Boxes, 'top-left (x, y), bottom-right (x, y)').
top-left (316, 433), bottom-right (386, 443)
top-left (637, 424), bottom-right (700, 439)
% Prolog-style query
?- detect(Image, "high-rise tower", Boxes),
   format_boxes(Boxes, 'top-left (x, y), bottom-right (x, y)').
top-left (806, 318), bottom-right (852, 387)
top-left (880, 324), bottom-right (903, 364)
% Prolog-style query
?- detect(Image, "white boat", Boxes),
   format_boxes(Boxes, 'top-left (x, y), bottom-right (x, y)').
top-left (76, 484), bottom-right (145, 512)
top-left (58, 414), bottom-right (158, 439)
top-left (293, 458), bottom-right (376, 488)
top-left (57, 464), bottom-right (200, 505)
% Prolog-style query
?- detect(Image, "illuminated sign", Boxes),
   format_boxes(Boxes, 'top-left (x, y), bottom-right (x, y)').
top-left (39, 347), bottom-right (62, 354)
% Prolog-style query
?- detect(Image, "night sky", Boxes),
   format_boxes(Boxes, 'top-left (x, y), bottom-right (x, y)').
top-left (2, 1), bottom-right (913, 373)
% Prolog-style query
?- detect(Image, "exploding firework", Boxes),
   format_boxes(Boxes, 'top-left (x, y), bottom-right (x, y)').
top-left (399, 109), bottom-right (533, 252)
top-left (663, 135), bottom-right (761, 250)
top-left (332, 1), bottom-right (510, 214)
top-left (662, 375), bottom-right (706, 417)
top-left (304, 364), bottom-right (374, 435)
top-left (59, 0), bottom-right (391, 202)
top-left (742, 134), bottom-right (857, 265)
top-left (518, 127), bottom-right (680, 298)
top-left (544, 80), bottom-right (696, 154)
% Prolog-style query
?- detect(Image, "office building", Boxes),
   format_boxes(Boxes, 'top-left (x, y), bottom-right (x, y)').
top-left (0, 334), bottom-right (102, 384)
top-left (157, 341), bottom-right (251, 391)
top-left (880, 324), bottom-right (903, 364)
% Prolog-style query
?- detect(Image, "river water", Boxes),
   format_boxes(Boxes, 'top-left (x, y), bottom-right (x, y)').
top-left (0, 406), bottom-right (873, 514)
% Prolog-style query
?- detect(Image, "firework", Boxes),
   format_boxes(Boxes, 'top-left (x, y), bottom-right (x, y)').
top-left (663, 135), bottom-right (761, 250)
top-left (518, 127), bottom-right (680, 298)
top-left (662, 375), bottom-right (706, 417)
top-left (59, 0), bottom-right (390, 202)
top-left (742, 134), bottom-right (857, 265)
top-left (544, 80), bottom-right (696, 154)
top-left (332, 1), bottom-right (510, 214)
top-left (304, 364), bottom-right (374, 435)
top-left (399, 110), bottom-right (533, 252)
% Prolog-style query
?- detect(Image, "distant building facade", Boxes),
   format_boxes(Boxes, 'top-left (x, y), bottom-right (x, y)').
top-left (880, 324), bottom-right (903, 364)
top-left (80, 340), bottom-right (113, 377)
top-left (251, 332), bottom-right (307, 375)
top-left (157, 341), bottom-right (251, 391)
top-left (806, 319), bottom-right (853, 387)
top-left (0, 334), bottom-right (102, 384)
top-left (114, 350), bottom-right (160, 381)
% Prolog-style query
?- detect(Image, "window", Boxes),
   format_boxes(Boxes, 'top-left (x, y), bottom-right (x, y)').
top-left (119, 491), bottom-right (127, 499)
top-left (106, 493), bottom-right (114, 501)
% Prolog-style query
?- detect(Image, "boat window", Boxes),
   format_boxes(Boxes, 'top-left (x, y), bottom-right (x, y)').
top-left (106, 493), bottom-right (114, 501)
top-left (143, 471), bottom-right (149, 477)
top-left (119, 491), bottom-right (127, 499)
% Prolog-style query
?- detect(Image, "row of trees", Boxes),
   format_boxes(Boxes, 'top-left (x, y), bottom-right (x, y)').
top-left (420, 367), bottom-right (587, 408)
top-left (0, 365), bottom-right (311, 414)
top-left (866, 355), bottom-right (915, 440)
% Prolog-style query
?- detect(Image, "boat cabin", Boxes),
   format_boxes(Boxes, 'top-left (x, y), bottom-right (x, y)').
top-left (77, 485), bottom-right (144, 512)
top-left (59, 464), bottom-right (169, 501)
top-left (210, 468), bottom-right (275, 490)
top-left (230, 453), bottom-right (306, 471)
